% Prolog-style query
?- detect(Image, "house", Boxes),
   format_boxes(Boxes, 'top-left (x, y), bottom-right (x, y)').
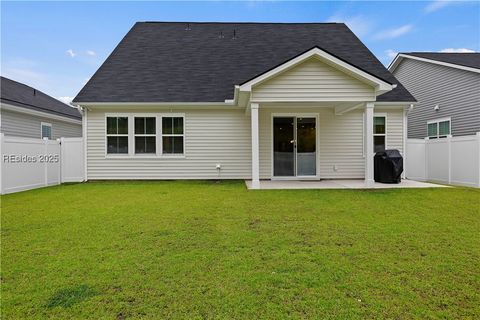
top-left (0, 77), bottom-right (82, 139)
top-left (72, 22), bottom-right (416, 188)
top-left (389, 53), bottom-right (480, 139)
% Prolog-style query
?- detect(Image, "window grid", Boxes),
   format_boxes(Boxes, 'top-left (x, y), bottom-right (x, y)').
top-left (162, 117), bottom-right (184, 155)
top-left (106, 117), bottom-right (128, 154)
top-left (105, 115), bottom-right (185, 156)
top-left (373, 116), bottom-right (386, 153)
top-left (134, 117), bottom-right (156, 154)
top-left (41, 123), bottom-right (52, 140)
top-left (427, 119), bottom-right (450, 139)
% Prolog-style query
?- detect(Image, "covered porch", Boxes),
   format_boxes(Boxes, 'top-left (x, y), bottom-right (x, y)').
top-left (249, 101), bottom-right (383, 189)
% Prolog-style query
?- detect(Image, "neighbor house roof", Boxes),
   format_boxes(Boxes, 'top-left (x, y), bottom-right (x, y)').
top-left (389, 52), bottom-right (480, 74)
top-left (405, 52), bottom-right (480, 69)
top-left (1, 77), bottom-right (81, 120)
top-left (73, 22), bottom-right (415, 104)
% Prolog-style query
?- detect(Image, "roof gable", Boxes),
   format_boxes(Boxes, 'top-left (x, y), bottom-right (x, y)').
top-left (240, 47), bottom-right (393, 94)
top-left (73, 22), bottom-right (415, 104)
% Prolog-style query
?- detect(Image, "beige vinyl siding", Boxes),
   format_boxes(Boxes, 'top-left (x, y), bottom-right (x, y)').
top-left (259, 107), bottom-right (405, 179)
top-left (86, 105), bottom-right (404, 180)
top-left (252, 58), bottom-right (376, 102)
top-left (377, 108), bottom-right (404, 152)
top-left (86, 108), bottom-right (252, 180)
top-left (393, 58), bottom-right (480, 138)
top-left (0, 108), bottom-right (82, 139)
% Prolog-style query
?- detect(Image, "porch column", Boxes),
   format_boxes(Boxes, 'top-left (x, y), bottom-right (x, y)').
top-left (251, 103), bottom-right (260, 189)
top-left (365, 102), bottom-right (375, 187)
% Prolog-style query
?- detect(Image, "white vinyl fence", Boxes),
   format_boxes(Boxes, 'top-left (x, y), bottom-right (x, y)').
top-left (0, 133), bottom-right (84, 194)
top-left (406, 133), bottom-right (480, 187)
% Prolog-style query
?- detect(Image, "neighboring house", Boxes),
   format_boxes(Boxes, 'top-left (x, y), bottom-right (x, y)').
top-left (389, 53), bottom-right (480, 139)
top-left (0, 76), bottom-right (82, 139)
top-left (72, 22), bottom-right (415, 188)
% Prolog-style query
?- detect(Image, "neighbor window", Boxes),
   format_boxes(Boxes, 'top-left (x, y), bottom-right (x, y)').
top-left (373, 116), bottom-right (386, 153)
top-left (41, 122), bottom-right (52, 140)
top-left (427, 119), bottom-right (450, 139)
top-left (106, 117), bottom-right (128, 154)
top-left (162, 117), bottom-right (184, 154)
top-left (135, 117), bottom-right (156, 154)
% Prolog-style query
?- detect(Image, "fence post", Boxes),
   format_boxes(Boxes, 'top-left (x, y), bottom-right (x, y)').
top-left (424, 137), bottom-right (429, 181)
top-left (43, 137), bottom-right (48, 187)
top-left (59, 137), bottom-right (64, 184)
top-left (447, 134), bottom-right (452, 184)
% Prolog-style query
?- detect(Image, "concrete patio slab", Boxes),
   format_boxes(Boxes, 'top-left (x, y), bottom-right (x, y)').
top-left (245, 179), bottom-right (447, 190)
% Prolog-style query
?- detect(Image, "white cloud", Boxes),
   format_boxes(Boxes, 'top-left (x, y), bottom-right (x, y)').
top-left (439, 48), bottom-right (475, 53)
top-left (385, 49), bottom-right (398, 59)
top-left (86, 50), bottom-right (96, 56)
top-left (66, 49), bottom-right (77, 57)
top-left (328, 14), bottom-right (373, 37)
top-left (374, 24), bottom-right (413, 40)
top-left (57, 96), bottom-right (74, 105)
top-left (425, 0), bottom-right (453, 13)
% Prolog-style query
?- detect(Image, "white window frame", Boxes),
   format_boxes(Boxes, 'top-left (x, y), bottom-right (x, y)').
top-left (105, 115), bottom-right (129, 155)
top-left (161, 116), bottom-right (185, 156)
top-left (134, 116), bottom-right (157, 154)
top-left (41, 122), bottom-right (52, 140)
top-left (427, 117), bottom-right (451, 139)
top-left (373, 113), bottom-right (387, 153)
top-left (104, 113), bottom-right (185, 159)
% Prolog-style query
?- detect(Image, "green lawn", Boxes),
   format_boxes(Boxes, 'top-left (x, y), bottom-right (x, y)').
top-left (1, 181), bottom-right (479, 319)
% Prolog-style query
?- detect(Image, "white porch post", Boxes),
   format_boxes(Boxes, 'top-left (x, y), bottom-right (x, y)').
top-left (365, 102), bottom-right (375, 187)
top-left (251, 103), bottom-right (260, 189)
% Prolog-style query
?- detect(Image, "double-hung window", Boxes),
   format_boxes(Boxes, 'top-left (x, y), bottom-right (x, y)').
top-left (135, 117), bottom-right (156, 154)
top-left (106, 117), bottom-right (128, 154)
top-left (373, 116), bottom-right (386, 153)
top-left (427, 119), bottom-right (450, 139)
top-left (41, 122), bottom-right (52, 140)
top-left (162, 117), bottom-right (184, 154)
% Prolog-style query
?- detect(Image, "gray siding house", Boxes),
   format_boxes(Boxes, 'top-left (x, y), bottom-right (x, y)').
top-left (389, 53), bottom-right (480, 139)
top-left (72, 22), bottom-right (416, 188)
top-left (0, 77), bottom-right (82, 139)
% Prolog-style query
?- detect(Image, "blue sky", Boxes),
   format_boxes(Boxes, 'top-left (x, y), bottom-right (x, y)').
top-left (1, 1), bottom-right (479, 104)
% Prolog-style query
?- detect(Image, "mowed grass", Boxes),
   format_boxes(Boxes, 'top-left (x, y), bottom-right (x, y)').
top-left (1, 181), bottom-right (479, 319)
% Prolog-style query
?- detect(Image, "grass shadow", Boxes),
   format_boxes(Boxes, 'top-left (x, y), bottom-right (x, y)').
top-left (45, 284), bottom-right (97, 308)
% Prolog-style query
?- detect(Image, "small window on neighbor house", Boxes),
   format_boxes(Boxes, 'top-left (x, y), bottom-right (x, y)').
top-left (162, 117), bottom-right (184, 154)
top-left (373, 116), bottom-right (386, 153)
top-left (428, 119), bottom-right (450, 139)
top-left (41, 123), bottom-right (52, 140)
top-left (134, 117), bottom-right (156, 154)
top-left (106, 117), bottom-right (128, 154)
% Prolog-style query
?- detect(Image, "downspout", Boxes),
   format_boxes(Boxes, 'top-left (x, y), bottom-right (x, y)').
top-left (403, 104), bottom-right (414, 179)
top-left (76, 104), bottom-right (88, 182)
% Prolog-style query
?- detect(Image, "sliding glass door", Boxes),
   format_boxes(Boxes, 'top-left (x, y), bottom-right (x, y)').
top-left (273, 116), bottom-right (317, 178)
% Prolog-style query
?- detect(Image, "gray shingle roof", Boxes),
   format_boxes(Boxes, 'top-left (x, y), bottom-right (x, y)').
top-left (1, 77), bottom-right (81, 120)
top-left (73, 22), bottom-right (415, 103)
top-left (405, 52), bottom-right (480, 70)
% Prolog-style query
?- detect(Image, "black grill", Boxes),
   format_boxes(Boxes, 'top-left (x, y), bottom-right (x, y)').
top-left (374, 149), bottom-right (403, 183)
